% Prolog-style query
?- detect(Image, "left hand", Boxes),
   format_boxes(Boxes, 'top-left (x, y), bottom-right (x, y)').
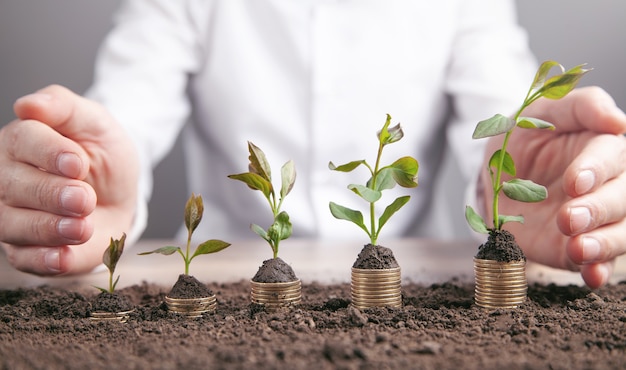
top-left (482, 86), bottom-right (626, 288)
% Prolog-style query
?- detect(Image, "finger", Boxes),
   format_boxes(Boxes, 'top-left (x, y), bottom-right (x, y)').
top-left (1, 119), bottom-right (90, 179)
top-left (2, 242), bottom-right (104, 276)
top-left (579, 261), bottom-right (613, 289)
top-left (565, 217), bottom-right (626, 265)
top-left (0, 162), bottom-right (96, 217)
top-left (524, 86), bottom-right (626, 134)
top-left (0, 204), bottom-right (93, 246)
top-left (13, 84), bottom-right (112, 142)
top-left (562, 134), bottom-right (626, 197)
top-left (557, 173), bottom-right (626, 235)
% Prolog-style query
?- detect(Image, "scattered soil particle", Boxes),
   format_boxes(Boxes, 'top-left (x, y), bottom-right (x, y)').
top-left (1, 280), bottom-right (625, 369)
top-left (167, 274), bottom-right (213, 298)
top-left (475, 229), bottom-right (526, 262)
top-left (90, 291), bottom-right (134, 312)
top-left (251, 257), bottom-right (298, 283)
top-left (353, 244), bottom-right (400, 269)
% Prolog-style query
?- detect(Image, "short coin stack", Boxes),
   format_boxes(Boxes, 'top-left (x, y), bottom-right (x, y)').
top-left (474, 258), bottom-right (527, 309)
top-left (351, 267), bottom-right (402, 309)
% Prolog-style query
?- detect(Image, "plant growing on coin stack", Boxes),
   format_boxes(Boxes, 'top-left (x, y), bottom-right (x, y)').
top-left (228, 142), bottom-right (301, 311)
top-left (90, 233), bottom-right (134, 322)
top-left (139, 193), bottom-right (231, 317)
top-left (329, 114), bottom-right (419, 309)
top-left (465, 60), bottom-right (589, 309)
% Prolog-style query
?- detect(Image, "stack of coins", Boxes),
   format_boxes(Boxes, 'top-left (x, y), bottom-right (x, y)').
top-left (474, 258), bottom-right (527, 309)
top-left (351, 267), bottom-right (402, 310)
top-left (164, 295), bottom-right (217, 318)
top-left (250, 279), bottom-right (302, 312)
top-left (89, 309), bottom-right (134, 323)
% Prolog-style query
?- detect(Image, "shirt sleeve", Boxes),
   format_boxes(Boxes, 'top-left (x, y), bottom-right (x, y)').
top-left (84, 0), bottom-right (208, 243)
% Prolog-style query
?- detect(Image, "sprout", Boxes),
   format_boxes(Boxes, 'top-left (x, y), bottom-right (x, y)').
top-left (95, 233), bottom-right (127, 294)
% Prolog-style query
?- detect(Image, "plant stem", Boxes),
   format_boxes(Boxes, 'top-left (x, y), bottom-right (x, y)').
top-left (370, 141), bottom-right (385, 245)
top-left (185, 229), bottom-right (192, 275)
top-left (108, 271), bottom-right (114, 293)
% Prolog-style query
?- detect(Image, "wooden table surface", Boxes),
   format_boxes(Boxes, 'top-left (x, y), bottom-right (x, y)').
top-left (1, 238), bottom-right (625, 289)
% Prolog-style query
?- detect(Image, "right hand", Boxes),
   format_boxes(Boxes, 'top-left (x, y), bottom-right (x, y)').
top-left (0, 85), bottom-right (139, 276)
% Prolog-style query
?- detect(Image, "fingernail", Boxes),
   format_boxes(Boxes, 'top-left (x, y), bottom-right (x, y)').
top-left (56, 152), bottom-right (83, 178)
top-left (60, 186), bottom-right (87, 215)
top-left (575, 170), bottom-right (595, 195)
top-left (57, 218), bottom-right (82, 242)
top-left (44, 249), bottom-right (61, 273)
top-left (582, 236), bottom-right (601, 262)
top-left (570, 207), bottom-right (591, 234)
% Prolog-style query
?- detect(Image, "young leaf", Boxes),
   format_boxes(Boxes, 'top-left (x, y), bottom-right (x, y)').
top-left (530, 60), bottom-right (562, 93)
top-left (472, 114), bottom-right (516, 139)
top-left (368, 168), bottom-right (396, 191)
top-left (502, 179), bottom-right (548, 202)
top-left (280, 160), bottom-right (296, 199)
top-left (378, 195), bottom-right (411, 232)
top-left (329, 160), bottom-right (367, 172)
top-left (247, 141), bottom-right (272, 181)
top-left (184, 194), bottom-right (204, 234)
top-left (329, 202), bottom-right (369, 235)
top-left (348, 184), bottom-right (382, 203)
top-left (103, 233), bottom-right (126, 273)
top-left (191, 239), bottom-right (231, 259)
top-left (465, 206), bottom-right (489, 234)
top-left (499, 214), bottom-right (525, 226)
top-left (539, 64), bottom-right (590, 99)
top-left (111, 275), bottom-right (121, 292)
top-left (138, 246), bottom-right (181, 256)
top-left (489, 150), bottom-right (516, 177)
top-left (227, 172), bottom-right (273, 199)
top-left (377, 113), bottom-right (393, 144)
top-left (387, 156), bottom-right (419, 188)
top-left (251, 223), bottom-right (270, 241)
top-left (517, 117), bottom-right (556, 130)
top-left (267, 211), bottom-right (292, 242)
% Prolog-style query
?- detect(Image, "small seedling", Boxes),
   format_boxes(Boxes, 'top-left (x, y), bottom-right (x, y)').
top-left (228, 142), bottom-right (296, 259)
top-left (328, 114), bottom-right (419, 245)
top-left (95, 233), bottom-right (127, 294)
top-left (465, 61), bottom-right (589, 233)
top-left (139, 193), bottom-right (231, 275)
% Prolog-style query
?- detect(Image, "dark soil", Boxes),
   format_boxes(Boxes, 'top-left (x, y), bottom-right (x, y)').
top-left (353, 244), bottom-right (400, 269)
top-left (251, 257), bottom-right (298, 283)
top-left (476, 229), bottom-right (526, 262)
top-left (168, 274), bottom-right (214, 298)
top-left (90, 291), bottom-right (134, 312)
top-left (1, 280), bottom-right (626, 369)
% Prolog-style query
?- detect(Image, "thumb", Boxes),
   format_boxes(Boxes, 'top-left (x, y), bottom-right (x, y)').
top-left (14, 84), bottom-right (112, 142)
top-left (523, 86), bottom-right (626, 134)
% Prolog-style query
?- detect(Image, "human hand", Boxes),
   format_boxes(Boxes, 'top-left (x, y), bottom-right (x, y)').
top-left (0, 85), bottom-right (139, 276)
top-left (483, 86), bottom-right (626, 288)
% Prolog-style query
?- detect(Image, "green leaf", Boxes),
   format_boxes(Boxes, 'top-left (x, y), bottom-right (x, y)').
top-left (138, 246), bottom-right (181, 256)
top-left (328, 160), bottom-right (367, 172)
top-left (329, 202), bottom-right (369, 235)
top-left (489, 150), bottom-right (516, 177)
top-left (267, 211), bottom-right (292, 242)
top-left (247, 141), bottom-right (272, 182)
top-left (539, 64), bottom-right (590, 99)
top-left (377, 114), bottom-right (404, 145)
top-left (465, 206), bottom-right (489, 234)
top-left (530, 60), bottom-right (562, 93)
top-left (191, 239), bottom-right (231, 259)
top-left (102, 233), bottom-right (126, 273)
top-left (499, 214), bottom-right (525, 226)
top-left (368, 168), bottom-right (396, 191)
top-left (472, 114), bottom-right (516, 139)
top-left (228, 172), bottom-right (273, 199)
top-left (377, 113), bottom-right (393, 144)
top-left (251, 223), bottom-right (269, 241)
top-left (502, 178), bottom-right (548, 202)
top-left (280, 160), bottom-right (296, 199)
top-left (517, 117), bottom-right (556, 130)
top-left (348, 184), bottom-right (382, 203)
top-left (184, 193), bottom-right (204, 234)
top-left (378, 195), bottom-right (411, 232)
top-left (387, 156), bottom-right (419, 188)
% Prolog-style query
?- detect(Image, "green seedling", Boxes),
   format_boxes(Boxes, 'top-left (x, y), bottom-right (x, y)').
top-left (139, 193), bottom-right (231, 275)
top-left (465, 60), bottom-right (589, 233)
top-left (228, 142), bottom-right (296, 259)
top-left (328, 114), bottom-right (419, 245)
top-left (95, 233), bottom-right (127, 294)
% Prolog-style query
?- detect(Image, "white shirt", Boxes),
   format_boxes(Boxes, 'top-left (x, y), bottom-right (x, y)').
top-left (86, 0), bottom-right (537, 244)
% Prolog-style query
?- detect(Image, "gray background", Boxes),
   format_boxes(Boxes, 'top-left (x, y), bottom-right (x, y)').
top-left (1, 1), bottom-right (625, 239)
